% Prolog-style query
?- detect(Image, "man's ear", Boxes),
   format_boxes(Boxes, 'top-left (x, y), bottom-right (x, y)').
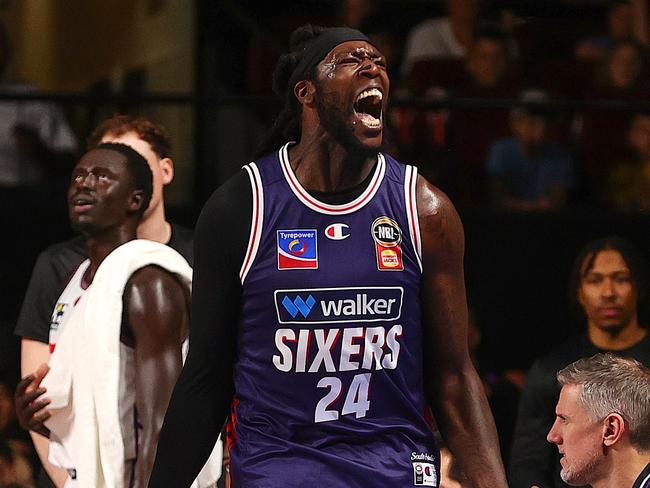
top-left (159, 157), bottom-right (174, 186)
top-left (294, 80), bottom-right (316, 106)
top-left (602, 412), bottom-right (626, 447)
top-left (129, 190), bottom-right (145, 214)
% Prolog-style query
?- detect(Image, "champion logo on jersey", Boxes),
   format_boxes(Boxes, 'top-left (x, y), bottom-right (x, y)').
top-left (371, 216), bottom-right (404, 271)
top-left (277, 229), bottom-right (318, 270)
top-left (325, 223), bottom-right (350, 240)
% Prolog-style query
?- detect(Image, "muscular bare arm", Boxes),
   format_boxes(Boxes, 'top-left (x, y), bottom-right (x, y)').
top-left (124, 266), bottom-right (190, 488)
top-left (417, 176), bottom-right (508, 488)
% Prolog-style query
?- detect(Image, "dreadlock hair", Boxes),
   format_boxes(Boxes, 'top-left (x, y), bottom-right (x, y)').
top-left (254, 25), bottom-right (328, 159)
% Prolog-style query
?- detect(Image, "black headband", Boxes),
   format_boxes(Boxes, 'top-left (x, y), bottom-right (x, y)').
top-left (287, 27), bottom-right (370, 92)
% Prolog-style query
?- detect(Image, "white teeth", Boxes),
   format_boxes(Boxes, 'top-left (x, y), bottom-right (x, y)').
top-left (357, 112), bottom-right (381, 128)
top-left (356, 88), bottom-right (382, 102)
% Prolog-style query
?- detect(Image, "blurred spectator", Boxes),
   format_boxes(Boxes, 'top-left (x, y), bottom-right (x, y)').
top-left (449, 26), bottom-right (523, 206)
top-left (580, 39), bottom-right (650, 194)
top-left (509, 236), bottom-right (650, 488)
top-left (0, 373), bottom-right (34, 488)
top-left (467, 306), bottom-right (525, 464)
top-left (335, 0), bottom-right (374, 29)
top-left (358, 6), bottom-right (403, 82)
top-left (575, 0), bottom-right (648, 61)
top-left (487, 89), bottom-right (574, 212)
top-left (0, 20), bottom-right (77, 188)
top-left (434, 305), bottom-right (525, 487)
top-left (400, 0), bottom-right (480, 78)
top-left (0, 435), bottom-right (34, 488)
top-left (602, 112), bottom-right (650, 212)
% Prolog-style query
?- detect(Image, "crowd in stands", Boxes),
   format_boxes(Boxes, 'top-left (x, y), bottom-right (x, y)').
top-left (392, 0), bottom-right (650, 211)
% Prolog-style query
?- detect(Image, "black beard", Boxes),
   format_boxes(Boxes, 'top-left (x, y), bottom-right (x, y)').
top-left (314, 85), bottom-right (381, 159)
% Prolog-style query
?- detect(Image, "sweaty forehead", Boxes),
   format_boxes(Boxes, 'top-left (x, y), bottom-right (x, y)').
top-left (323, 40), bottom-right (382, 62)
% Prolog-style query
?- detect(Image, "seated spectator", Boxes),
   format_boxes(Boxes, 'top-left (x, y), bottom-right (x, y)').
top-left (467, 306), bottom-right (525, 463)
top-left (449, 26), bottom-right (524, 206)
top-left (575, 0), bottom-right (648, 61)
top-left (602, 112), bottom-right (650, 212)
top-left (400, 0), bottom-right (480, 79)
top-left (0, 373), bottom-right (34, 487)
top-left (0, 434), bottom-right (34, 488)
top-left (487, 89), bottom-right (574, 212)
top-left (580, 39), bottom-right (650, 189)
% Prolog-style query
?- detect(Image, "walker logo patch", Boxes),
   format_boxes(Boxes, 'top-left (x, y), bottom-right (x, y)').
top-left (371, 216), bottom-right (404, 271)
top-left (277, 230), bottom-right (318, 270)
top-left (281, 294), bottom-right (316, 319)
top-left (325, 223), bottom-right (350, 240)
top-left (275, 287), bottom-right (403, 324)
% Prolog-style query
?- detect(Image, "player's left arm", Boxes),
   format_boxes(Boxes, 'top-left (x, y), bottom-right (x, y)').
top-left (123, 266), bottom-right (189, 488)
top-left (416, 175), bottom-right (508, 488)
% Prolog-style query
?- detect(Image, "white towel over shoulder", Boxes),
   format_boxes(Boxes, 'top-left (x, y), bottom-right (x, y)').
top-left (43, 239), bottom-right (221, 487)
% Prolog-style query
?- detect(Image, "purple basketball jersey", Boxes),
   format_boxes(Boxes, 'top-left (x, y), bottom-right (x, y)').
top-left (230, 143), bottom-right (439, 487)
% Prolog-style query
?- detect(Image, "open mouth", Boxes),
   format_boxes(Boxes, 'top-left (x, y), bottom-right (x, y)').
top-left (71, 196), bottom-right (95, 211)
top-left (353, 88), bottom-right (383, 129)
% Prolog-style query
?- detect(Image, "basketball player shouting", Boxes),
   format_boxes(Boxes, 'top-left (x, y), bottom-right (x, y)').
top-left (150, 25), bottom-right (508, 488)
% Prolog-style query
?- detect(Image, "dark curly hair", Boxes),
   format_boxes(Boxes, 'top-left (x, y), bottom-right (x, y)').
top-left (254, 25), bottom-right (329, 158)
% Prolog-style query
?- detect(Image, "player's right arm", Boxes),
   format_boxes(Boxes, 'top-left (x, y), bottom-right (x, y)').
top-left (149, 170), bottom-right (251, 487)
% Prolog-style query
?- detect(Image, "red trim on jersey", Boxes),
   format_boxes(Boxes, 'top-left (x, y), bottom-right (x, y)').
top-left (280, 144), bottom-right (385, 214)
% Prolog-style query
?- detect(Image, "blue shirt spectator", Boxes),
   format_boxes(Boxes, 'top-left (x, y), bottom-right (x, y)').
top-left (487, 89), bottom-right (574, 211)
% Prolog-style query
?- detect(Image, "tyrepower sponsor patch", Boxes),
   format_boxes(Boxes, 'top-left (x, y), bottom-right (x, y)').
top-left (371, 216), bottom-right (404, 271)
top-left (277, 229), bottom-right (318, 270)
top-left (275, 286), bottom-right (403, 324)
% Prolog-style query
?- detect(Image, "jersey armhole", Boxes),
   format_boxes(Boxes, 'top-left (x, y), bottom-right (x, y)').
top-left (404, 165), bottom-right (423, 273)
top-left (239, 162), bottom-right (264, 284)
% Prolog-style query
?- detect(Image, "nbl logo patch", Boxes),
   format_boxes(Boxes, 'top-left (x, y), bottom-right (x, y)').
top-left (277, 229), bottom-right (318, 270)
top-left (371, 216), bottom-right (404, 271)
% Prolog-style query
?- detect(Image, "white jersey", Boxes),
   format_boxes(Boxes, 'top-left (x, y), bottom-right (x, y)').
top-left (48, 260), bottom-right (139, 486)
top-left (46, 249), bottom-right (220, 487)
